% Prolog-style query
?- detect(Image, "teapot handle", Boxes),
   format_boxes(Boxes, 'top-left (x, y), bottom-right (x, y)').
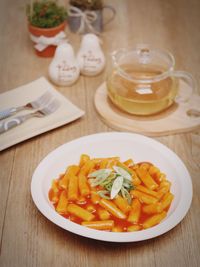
top-left (170, 70), bottom-right (197, 103)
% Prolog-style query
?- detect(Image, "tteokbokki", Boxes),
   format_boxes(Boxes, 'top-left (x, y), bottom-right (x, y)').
top-left (49, 154), bottom-right (174, 232)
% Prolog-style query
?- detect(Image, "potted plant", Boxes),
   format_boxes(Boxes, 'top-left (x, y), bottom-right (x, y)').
top-left (68, 0), bottom-right (115, 34)
top-left (27, 0), bottom-right (68, 57)
top-left (69, 0), bottom-right (103, 10)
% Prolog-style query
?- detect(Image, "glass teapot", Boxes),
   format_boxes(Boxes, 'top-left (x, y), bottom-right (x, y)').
top-left (106, 44), bottom-right (196, 115)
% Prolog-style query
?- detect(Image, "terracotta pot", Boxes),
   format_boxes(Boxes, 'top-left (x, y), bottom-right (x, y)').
top-left (28, 22), bottom-right (66, 57)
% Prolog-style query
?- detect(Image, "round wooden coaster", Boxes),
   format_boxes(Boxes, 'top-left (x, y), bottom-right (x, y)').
top-left (94, 82), bottom-right (200, 136)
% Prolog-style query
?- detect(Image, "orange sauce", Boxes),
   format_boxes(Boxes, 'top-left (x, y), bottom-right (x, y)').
top-left (49, 182), bottom-right (170, 232)
top-left (48, 160), bottom-right (173, 232)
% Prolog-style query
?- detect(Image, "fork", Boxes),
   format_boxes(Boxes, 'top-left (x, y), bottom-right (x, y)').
top-left (0, 99), bottom-right (60, 134)
top-left (0, 91), bottom-right (53, 120)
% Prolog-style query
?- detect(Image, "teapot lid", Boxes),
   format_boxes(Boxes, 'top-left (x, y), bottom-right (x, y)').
top-left (112, 45), bottom-right (175, 83)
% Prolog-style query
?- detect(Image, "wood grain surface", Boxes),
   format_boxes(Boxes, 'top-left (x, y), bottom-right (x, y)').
top-left (0, 0), bottom-right (200, 267)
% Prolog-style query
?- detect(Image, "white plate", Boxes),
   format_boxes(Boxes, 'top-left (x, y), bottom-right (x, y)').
top-left (31, 132), bottom-right (193, 242)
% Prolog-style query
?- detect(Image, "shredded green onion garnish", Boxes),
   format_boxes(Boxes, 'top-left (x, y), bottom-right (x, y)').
top-left (88, 166), bottom-right (134, 202)
top-left (97, 190), bottom-right (110, 199)
top-left (88, 169), bottom-right (112, 187)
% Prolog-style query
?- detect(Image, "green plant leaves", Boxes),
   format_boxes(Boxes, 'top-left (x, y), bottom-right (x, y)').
top-left (27, 1), bottom-right (67, 28)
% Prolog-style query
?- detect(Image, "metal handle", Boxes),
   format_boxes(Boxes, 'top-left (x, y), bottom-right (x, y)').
top-left (0, 114), bottom-right (30, 134)
top-left (0, 107), bottom-right (18, 120)
top-left (102, 5), bottom-right (116, 25)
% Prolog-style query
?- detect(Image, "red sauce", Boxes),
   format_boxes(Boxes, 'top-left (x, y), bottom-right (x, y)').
top-left (48, 161), bottom-right (172, 232)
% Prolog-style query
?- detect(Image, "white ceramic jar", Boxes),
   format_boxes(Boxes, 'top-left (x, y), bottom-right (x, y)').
top-left (77, 34), bottom-right (105, 76)
top-left (48, 43), bottom-right (80, 86)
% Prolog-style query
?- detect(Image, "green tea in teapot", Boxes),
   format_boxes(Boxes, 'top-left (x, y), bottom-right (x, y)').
top-left (107, 64), bottom-right (179, 115)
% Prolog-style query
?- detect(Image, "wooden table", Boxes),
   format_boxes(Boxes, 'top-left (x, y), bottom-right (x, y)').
top-left (0, 0), bottom-right (200, 266)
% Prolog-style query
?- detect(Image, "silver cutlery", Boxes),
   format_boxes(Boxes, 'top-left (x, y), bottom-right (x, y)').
top-left (0, 98), bottom-right (60, 134)
top-left (0, 91), bottom-right (53, 120)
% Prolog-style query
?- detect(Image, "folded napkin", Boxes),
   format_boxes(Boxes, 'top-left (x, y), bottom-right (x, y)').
top-left (0, 77), bottom-right (85, 151)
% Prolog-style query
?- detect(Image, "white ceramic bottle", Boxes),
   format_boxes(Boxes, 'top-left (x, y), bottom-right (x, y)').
top-left (48, 43), bottom-right (80, 86)
top-left (77, 34), bottom-right (105, 76)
